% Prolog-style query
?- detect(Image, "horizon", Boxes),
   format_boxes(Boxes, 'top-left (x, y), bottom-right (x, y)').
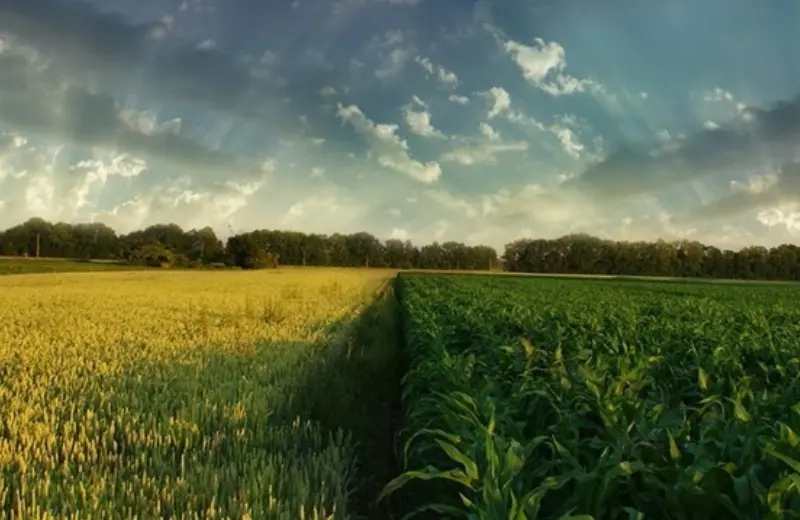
top-left (5, 215), bottom-right (800, 256)
top-left (2, 0), bottom-right (800, 252)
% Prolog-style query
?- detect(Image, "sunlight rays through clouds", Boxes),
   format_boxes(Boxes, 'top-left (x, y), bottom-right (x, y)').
top-left (1, 0), bottom-right (799, 248)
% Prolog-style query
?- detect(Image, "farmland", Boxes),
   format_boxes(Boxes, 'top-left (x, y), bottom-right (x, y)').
top-left (1, 267), bottom-right (799, 519)
top-left (0, 268), bottom-right (401, 518)
top-left (0, 257), bottom-right (143, 275)
top-left (386, 274), bottom-right (800, 519)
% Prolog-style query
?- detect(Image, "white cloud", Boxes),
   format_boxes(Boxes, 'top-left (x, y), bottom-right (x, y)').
top-left (0, 132), bottom-right (154, 227)
top-left (147, 16), bottom-right (173, 41)
top-left (479, 122), bottom-right (501, 141)
top-left (197, 39), bottom-right (216, 51)
top-left (118, 109), bottom-right (182, 137)
top-left (441, 141), bottom-right (527, 166)
top-left (414, 56), bottom-right (459, 88)
top-left (757, 206), bottom-right (800, 233)
top-left (704, 87), bottom-right (735, 102)
top-left (402, 100), bottom-right (446, 139)
top-left (504, 38), bottom-right (603, 96)
top-left (376, 47), bottom-right (411, 79)
top-left (94, 178), bottom-right (263, 235)
top-left (448, 94), bottom-right (469, 105)
top-left (486, 87), bottom-right (511, 119)
top-left (390, 227), bottom-right (410, 240)
top-left (336, 103), bottom-right (441, 183)
top-left (703, 120), bottom-right (720, 130)
top-left (438, 68), bottom-right (458, 87)
top-left (484, 87), bottom-right (546, 130)
top-left (551, 126), bottom-right (584, 159)
top-left (320, 86), bottom-right (338, 97)
top-left (388, 207), bottom-right (401, 217)
top-left (730, 172), bottom-right (779, 195)
top-left (483, 88), bottom-right (582, 158)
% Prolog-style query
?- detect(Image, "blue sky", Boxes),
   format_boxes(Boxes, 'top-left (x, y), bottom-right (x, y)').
top-left (1, 0), bottom-right (800, 249)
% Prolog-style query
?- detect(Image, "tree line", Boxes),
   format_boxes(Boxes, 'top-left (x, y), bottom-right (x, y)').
top-left (1, 218), bottom-right (798, 280)
top-left (0, 218), bottom-right (498, 270)
top-left (503, 233), bottom-right (800, 281)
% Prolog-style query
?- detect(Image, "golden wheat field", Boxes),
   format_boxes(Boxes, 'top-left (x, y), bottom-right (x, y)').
top-left (0, 268), bottom-right (395, 519)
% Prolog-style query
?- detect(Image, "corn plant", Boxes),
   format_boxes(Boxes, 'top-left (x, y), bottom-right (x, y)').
top-left (383, 274), bottom-right (800, 519)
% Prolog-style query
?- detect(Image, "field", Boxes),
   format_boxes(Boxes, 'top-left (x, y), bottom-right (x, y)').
top-left (1, 267), bottom-right (799, 519)
top-left (0, 268), bottom-right (401, 518)
top-left (0, 257), bottom-right (140, 275)
top-left (386, 274), bottom-right (800, 519)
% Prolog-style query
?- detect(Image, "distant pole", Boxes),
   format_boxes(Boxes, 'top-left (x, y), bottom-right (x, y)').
top-left (35, 232), bottom-right (40, 258)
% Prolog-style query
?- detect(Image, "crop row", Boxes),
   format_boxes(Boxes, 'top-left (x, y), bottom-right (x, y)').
top-left (0, 270), bottom-right (394, 519)
top-left (385, 274), bottom-right (800, 519)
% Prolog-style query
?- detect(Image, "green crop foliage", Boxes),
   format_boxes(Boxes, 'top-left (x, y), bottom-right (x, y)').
top-left (383, 274), bottom-right (800, 520)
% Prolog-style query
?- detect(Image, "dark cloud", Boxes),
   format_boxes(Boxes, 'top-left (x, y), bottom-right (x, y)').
top-left (674, 161), bottom-right (800, 224)
top-left (566, 95), bottom-right (800, 202)
top-left (0, 0), bottom-right (349, 137)
top-left (0, 0), bottom-right (153, 66)
top-left (0, 52), bottom-right (254, 178)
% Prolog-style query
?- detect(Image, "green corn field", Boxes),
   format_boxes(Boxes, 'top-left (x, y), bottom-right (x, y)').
top-left (383, 274), bottom-right (800, 520)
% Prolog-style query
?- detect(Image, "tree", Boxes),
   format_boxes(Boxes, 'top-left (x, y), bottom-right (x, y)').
top-left (130, 244), bottom-right (175, 267)
top-left (226, 233), bottom-right (279, 270)
top-left (2, 217), bottom-right (799, 280)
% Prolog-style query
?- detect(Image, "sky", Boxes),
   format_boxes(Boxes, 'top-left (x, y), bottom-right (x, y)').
top-left (1, 0), bottom-right (800, 250)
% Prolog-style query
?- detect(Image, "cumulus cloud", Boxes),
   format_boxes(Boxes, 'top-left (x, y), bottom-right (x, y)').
top-left (0, 132), bottom-right (152, 227)
top-left (414, 56), bottom-right (459, 88)
top-left (336, 103), bottom-right (441, 183)
top-left (94, 179), bottom-right (263, 235)
top-left (483, 87), bottom-right (546, 130)
top-left (482, 87), bottom-right (589, 159)
top-left (389, 227), bottom-right (410, 240)
top-left (402, 97), bottom-right (446, 138)
top-left (551, 126), bottom-right (584, 159)
top-left (486, 87), bottom-right (511, 119)
top-left (480, 122), bottom-right (500, 141)
top-left (567, 94), bottom-right (800, 202)
top-left (503, 38), bottom-right (603, 97)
